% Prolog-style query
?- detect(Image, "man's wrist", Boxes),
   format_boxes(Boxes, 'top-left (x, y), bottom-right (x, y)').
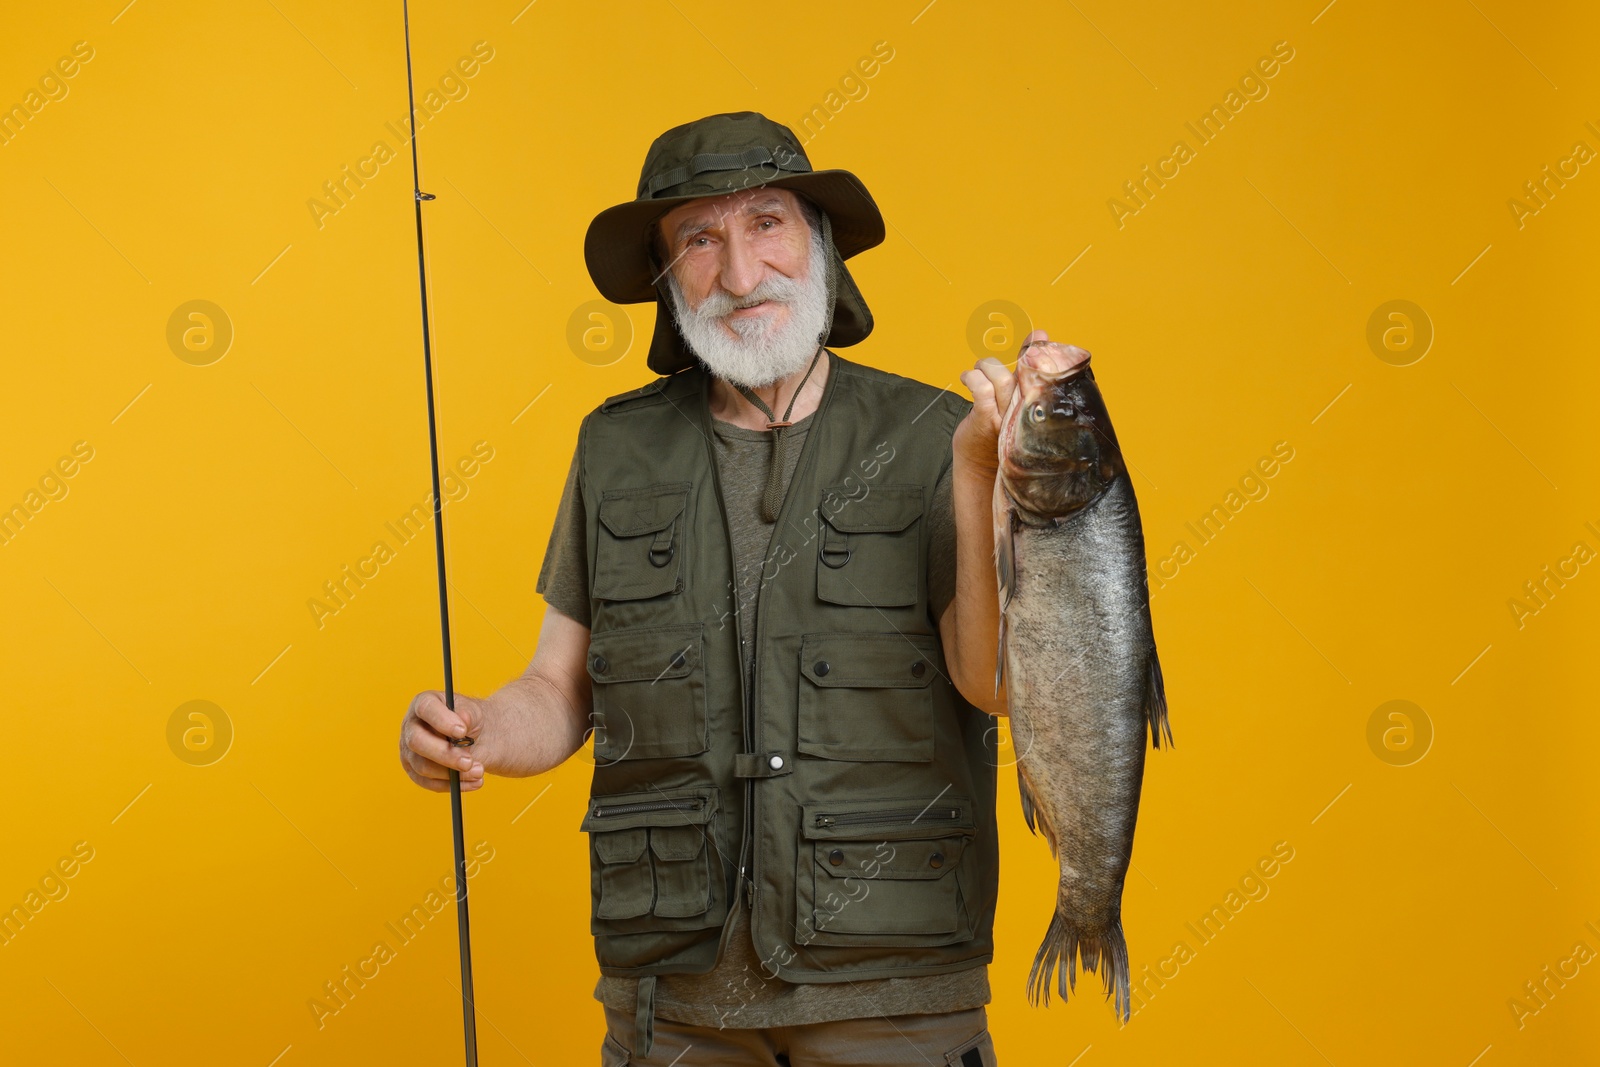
top-left (951, 450), bottom-right (999, 485)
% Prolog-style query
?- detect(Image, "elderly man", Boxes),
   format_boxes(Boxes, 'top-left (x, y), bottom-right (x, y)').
top-left (399, 111), bottom-right (1085, 1066)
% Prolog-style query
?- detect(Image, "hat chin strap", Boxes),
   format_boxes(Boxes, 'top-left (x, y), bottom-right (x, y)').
top-left (730, 342), bottom-right (826, 523)
top-left (725, 211), bottom-right (835, 525)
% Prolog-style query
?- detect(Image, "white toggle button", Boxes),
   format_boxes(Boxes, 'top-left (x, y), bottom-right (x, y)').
top-left (768, 755), bottom-right (784, 770)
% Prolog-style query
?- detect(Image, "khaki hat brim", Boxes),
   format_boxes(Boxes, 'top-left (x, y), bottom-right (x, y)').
top-left (584, 169), bottom-right (886, 305)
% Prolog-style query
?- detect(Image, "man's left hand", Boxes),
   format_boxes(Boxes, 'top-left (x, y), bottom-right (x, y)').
top-left (953, 329), bottom-right (1090, 474)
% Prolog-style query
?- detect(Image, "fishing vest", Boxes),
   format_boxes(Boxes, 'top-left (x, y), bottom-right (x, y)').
top-left (576, 349), bottom-right (999, 986)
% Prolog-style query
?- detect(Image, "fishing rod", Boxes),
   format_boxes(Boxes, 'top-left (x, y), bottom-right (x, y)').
top-left (401, 1), bottom-right (479, 1064)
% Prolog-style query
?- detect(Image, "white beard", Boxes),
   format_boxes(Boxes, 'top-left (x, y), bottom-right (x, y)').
top-left (664, 225), bottom-right (831, 389)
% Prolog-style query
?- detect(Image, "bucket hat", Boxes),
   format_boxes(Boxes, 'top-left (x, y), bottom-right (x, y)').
top-left (583, 111), bottom-right (886, 374)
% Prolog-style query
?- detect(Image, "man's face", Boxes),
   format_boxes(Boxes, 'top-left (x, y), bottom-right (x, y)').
top-left (655, 186), bottom-right (832, 390)
top-left (656, 187), bottom-right (814, 341)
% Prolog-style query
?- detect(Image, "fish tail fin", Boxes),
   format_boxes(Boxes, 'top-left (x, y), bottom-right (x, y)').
top-left (1145, 650), bottom-right (1173, 750)
top-left (1026, 908), bottom-right (1132, 1022)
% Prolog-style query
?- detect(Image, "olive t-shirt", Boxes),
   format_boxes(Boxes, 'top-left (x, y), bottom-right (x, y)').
top-left (536, 407), bottom-right (991, 1029)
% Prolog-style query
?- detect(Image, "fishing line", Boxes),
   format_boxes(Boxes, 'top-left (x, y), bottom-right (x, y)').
top-left (401, 1), bottom-right (478, 1063)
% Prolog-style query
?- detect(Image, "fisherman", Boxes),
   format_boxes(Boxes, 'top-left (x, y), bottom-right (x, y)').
top-left (398, 111), bottom-right (1085, 1066)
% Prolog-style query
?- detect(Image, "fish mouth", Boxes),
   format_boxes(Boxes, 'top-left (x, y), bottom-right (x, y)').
top-left (1016, 343), bottom-right (1091, 400)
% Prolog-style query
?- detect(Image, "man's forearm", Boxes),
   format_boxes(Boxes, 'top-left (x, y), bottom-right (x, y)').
top-left (481, 671), bottom-right (590, 777)
top-left (944, 460), bottom-right (1008, 717)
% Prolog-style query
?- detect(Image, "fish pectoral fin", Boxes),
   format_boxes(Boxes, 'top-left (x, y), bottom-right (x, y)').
top-left (993, 612), bottom-right (1007, 696)
top-left (992, 503), bottom-right (1017, 697)
top-left (1016, 765), bottom-right (1059, 858)
top-left (994, 511), bottom-right (1016, 614)
top-left (1145, 648), bottom-right (1173, 749)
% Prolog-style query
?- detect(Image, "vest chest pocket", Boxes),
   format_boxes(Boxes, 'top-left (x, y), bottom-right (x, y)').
top-left (594, 482), bottom-right (690, 601)
top-left (795, 796), bottom-right (976, 948)
top-left (797, 632), bottom-right (939, 762)
top-left (587, 623), bottom-right (708, 761)
top-left (581, 787), bottom-right (726, 934)
top-left (815, 483), bottom-right (923, 608)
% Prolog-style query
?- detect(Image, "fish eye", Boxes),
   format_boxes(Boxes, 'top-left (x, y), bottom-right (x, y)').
top-left (1028, 403), bottom-right (1047, 424)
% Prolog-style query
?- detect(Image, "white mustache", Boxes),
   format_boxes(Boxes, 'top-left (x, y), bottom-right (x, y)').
top-left (688, 272), bottom-right (804, 323)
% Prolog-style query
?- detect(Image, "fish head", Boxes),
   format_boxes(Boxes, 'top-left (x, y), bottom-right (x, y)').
top-left (998, 344), bottom-right (1126, 521)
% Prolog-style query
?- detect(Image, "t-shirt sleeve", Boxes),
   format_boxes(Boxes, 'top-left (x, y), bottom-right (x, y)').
top-left (927, 459), bottom-right (957, 625)
top-left (535, 429), bottom-right (593, 628)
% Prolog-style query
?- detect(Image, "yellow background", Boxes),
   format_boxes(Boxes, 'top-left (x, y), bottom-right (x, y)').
top-left (2, 0), bottom-right (1595, 1063)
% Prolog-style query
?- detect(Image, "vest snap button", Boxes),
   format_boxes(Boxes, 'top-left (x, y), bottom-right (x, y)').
top-left (592, 655), bottom-right (609, 674)
top-left (670, 651), bottom-right (687, 670)
top-left (910, 660), bottom-right (926, 677)
top-left (814, 660), bottom-right (830, 677)
top-left (768, 755), bottom-right (784, 770)
top-left (929, 852), bottom-right (944, 869)
top-left (828, 848), bottom-right (844, 866)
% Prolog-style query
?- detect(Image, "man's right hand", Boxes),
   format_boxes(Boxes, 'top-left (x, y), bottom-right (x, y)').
top-left (399, 690), bottom-right (488, 793)
top-left (396, 607), bottom-right (597, 791)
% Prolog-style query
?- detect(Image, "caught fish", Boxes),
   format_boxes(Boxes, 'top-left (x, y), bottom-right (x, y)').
top-left (992, 342), bottom-right (1171, 1022)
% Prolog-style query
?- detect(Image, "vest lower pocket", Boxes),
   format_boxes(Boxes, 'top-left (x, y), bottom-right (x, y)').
top-left (587, 623), bottom-right (707, 761)
top-left (593, 827), bottom-right (652, 919)
top-left (795, 796), bottom-right (975, 947)
top-left (815, 483), bottom-right (923, 607)
top-left (581, 786), bottom-right (726, 934)
top-left (797, 632), bottom-right (938, 762)
top-left (594, 482), bottom-right (691, 601)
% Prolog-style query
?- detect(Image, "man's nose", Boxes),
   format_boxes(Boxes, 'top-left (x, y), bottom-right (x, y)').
top-left (717, 229), bottom-right (766, 298)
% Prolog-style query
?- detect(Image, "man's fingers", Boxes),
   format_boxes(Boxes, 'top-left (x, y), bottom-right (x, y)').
top-left (399, 690), bottom-right (486, 794)
top-left (960, 369), bottom-right (997, 417)
top-left (404, 768), bottom-right (453, 793)
top-left (404, 718), bottom-right (484, 779)
top-left (403, 746), bottom-right (486, 785)
top-left (410, 690), bottom-right (472, 741)
top-left (404, 766), bottom-right (485, 793)
top-left (974, 357), bottom-right (1016, 417)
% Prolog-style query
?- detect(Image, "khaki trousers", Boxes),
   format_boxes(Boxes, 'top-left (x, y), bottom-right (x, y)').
top-left (600, 1004), bottom-right (998, 1066)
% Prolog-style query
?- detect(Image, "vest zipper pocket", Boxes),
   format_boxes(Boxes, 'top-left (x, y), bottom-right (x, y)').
top-left (813, 806), bottom-right (961, 829)
top-left (796, 795), bottom-right (976, 947)
top-left (592, 797), bottom-right (706, 819)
